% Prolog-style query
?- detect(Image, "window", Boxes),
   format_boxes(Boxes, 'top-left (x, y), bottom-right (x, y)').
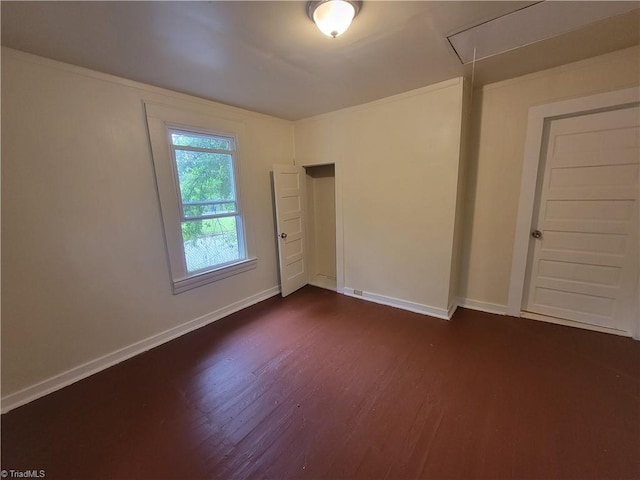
top-left (169, 129), bottom-right (245, 273)
top-left (145, 103), bottom-right (256, 293)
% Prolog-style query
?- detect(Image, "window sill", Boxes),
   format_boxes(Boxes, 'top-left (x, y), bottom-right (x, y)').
top-left (172, 258), bottom-right (258, 294)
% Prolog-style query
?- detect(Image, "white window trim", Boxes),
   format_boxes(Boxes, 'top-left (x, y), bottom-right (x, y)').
top-left (144, 102), bottom-right (257, 293)
top-left (173, 258), bottom-right (258, 294)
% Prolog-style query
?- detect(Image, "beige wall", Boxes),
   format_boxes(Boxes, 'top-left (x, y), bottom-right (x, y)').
top-left (1, 49), bottom-right (294, 397)
top-left (448, 78), bottom-right (472, 309)
top-left (459, 46), bottom-right (640, 307)
top-left (295, 79), bottom-right (466, 312)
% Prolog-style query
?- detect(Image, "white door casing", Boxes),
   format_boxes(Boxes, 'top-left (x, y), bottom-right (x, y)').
top-left (523, 106), bottom-right (639, 334)
top-left (508, 87), bottom-right (640, 339)
top-left (273, 164), bottom-right (308, 297)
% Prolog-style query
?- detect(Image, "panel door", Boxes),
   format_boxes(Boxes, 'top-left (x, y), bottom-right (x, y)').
top-left (524, 106), bottom-right (639, 334)
top-left (273, 164), bottom-right (308, 297)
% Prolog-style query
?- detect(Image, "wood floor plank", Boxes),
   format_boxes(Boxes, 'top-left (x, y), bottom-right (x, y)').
top-left (2, 286), bottom-right (638, 479)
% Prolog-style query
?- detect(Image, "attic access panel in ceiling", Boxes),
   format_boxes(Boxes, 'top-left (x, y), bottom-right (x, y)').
top-left (448, 1), bottom-right (640, 64)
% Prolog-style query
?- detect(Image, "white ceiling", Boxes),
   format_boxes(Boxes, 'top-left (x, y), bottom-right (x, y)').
top-left (2, 1), bottom-right (638, 120)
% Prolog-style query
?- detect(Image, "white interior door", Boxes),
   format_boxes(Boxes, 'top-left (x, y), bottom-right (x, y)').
top-left (524, 105), bottom-right (639, 335)
top-left (273, 164), bottom-right (308, 297)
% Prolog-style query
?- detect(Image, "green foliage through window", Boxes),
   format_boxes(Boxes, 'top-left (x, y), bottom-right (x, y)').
top-left (169, 129), bottom-right (243, 272)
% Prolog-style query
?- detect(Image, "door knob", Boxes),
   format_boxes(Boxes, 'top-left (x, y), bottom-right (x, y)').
top-left (531, 230), bottom-right (542, 239)
top-left (280, 232), bottom-right (288, 239)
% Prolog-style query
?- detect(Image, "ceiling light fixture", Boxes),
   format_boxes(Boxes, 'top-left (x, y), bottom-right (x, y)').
top-left (308, 0), bottom-right (362, 38)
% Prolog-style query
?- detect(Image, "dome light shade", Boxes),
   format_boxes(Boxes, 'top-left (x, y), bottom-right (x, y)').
top-left (308, 1), bottom-right (362, 38)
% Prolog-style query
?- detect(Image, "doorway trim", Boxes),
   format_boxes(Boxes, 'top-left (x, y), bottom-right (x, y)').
top-left (296, 160), bottom-right (344, 294)
top-left (507, 87), bottom-right (640, 324)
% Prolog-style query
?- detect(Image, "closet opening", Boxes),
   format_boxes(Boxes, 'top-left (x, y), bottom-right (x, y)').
top-left (305, 164), bottom-right (337, 291)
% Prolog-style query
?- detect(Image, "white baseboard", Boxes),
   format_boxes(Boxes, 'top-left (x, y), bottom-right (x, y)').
top-left (521, 310), bottom-right (632, 338)
top-left (1, 286), bottom-right (281, 414)
top-left (456, 297), bottom-right (508, 316)
top-left (458, 298), bottom-right (638, 339)
top-left (342, 288), bottom-right (453, 320)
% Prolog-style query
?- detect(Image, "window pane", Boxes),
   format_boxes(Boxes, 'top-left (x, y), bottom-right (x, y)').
top-left (170, 131), bottom-right (233, 150)
top-left (183, 201), bottom-right (237, 218)
top-left (181, 217), bottom-right (241, 273)
top-left (174, 150), bottom-right (236, 216)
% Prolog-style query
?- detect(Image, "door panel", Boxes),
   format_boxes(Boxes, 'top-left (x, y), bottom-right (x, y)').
top-left (273, 164), bottom-right (308, 297)
top-left (524, 106), bottom-right (639, 334)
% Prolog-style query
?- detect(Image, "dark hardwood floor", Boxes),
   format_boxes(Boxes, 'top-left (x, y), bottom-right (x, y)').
top-left (2, 286), bottom-right (639, 479)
